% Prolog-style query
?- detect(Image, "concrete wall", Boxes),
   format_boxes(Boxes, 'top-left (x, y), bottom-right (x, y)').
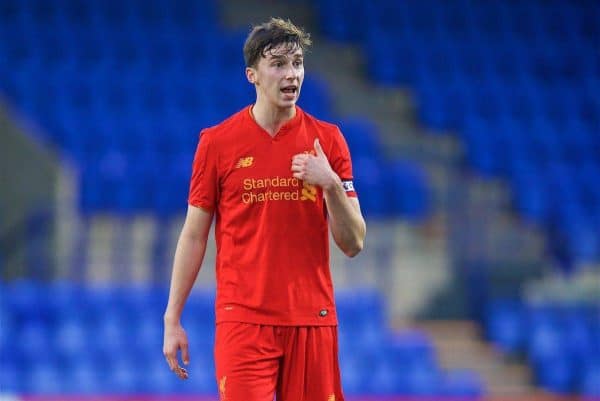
top-left (0, 100), bottom-right (59, 279)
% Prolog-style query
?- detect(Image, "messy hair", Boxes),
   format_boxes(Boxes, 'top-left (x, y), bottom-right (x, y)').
top-left (243, 18), bottom-right (312, 68)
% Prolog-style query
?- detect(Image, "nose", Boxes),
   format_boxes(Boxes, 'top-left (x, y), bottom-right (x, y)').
top-left (285, 64), bottom-right (298, 80)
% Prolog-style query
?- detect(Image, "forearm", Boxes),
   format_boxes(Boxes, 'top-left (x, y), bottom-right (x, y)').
top-left (164, 233), bottom-right (207, 323)
top-left (323, 177), bottom-right (366, 257)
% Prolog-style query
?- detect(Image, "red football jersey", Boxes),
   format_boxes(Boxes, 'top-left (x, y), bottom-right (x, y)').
top-left (188, 105), bottom-right (357, 326)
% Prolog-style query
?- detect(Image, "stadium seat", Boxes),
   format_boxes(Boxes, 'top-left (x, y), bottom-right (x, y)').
top-left (28, 360), bottom-right (64, 394)
top-left (0, 360), bottom-right (23, 393)
top-left (105, 355), bottom-right (142, 393)
top-left (339, 348), bottom-right (374, 395)
top-left (53, 316), bottom-right (88, 361)
top-left (338, 117), bottom-right (384, 160)
top-left (485, 298), bottom-right (526, 354)
top-left (442, 369), bottom-right (485, 396)
top-left (63, 358), bottom-right (106, 394)
top-left (580, 360), bottom-right (600, 397)
top-left (532, 353), bottom-right (575, 394)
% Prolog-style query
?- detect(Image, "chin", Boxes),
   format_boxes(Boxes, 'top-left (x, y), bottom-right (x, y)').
top-left (277, 101), bottom-right (297, 109)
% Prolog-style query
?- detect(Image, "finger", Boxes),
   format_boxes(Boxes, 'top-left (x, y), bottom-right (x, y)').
top-left (181, 343), bottom-right (190, 366)
top-left (165, 353), bottom-right (177, 371)
top-left (291, 163), bottom-right (304, 172)
top-left (292, 172), bottom-right (304, 180)
top-left (175, 365), bottom-right (189, 380)
top-left (314, 138), bottom-right (325, 157)
top-left (292, 154), bottom-right (309, 163)
top-left (163, 347), bottom-right (175, 369)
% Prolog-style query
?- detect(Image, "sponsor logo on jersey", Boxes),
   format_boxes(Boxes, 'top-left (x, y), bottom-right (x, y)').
top-left (240, 176), bottom-right (318, 204)
top-left (301, 182), bottom-right (317, 202)
top-left (328, 394), bottom-right (336, 401)
top-left (342, 180), bottom-right (355, 192)
top-left (235, 156), bottom-right (254, 168)
top-left (219, 376), bottom-right (227, 400)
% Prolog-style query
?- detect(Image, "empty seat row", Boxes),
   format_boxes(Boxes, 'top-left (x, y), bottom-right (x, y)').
top-left (0, 280), bottom-right (484, 396)
top-left (485, 298), bottom-right (600, 395)
top-left (315, 0), bottom-right (599, 269)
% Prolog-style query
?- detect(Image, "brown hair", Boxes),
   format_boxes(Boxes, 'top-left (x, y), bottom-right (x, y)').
top-left (243, 18), bottom-right (312, 68)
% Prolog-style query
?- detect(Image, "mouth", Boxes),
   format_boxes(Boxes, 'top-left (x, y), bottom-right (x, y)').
top-left (280, 85), bottom-right (298, 97)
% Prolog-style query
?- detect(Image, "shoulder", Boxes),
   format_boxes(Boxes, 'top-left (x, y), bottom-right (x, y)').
top-left (301, 110), bottom-right (348, 151)
top-left (200, 106), bottom-right (250, 144)
top-left (300, 109), bottom-right (342, 138)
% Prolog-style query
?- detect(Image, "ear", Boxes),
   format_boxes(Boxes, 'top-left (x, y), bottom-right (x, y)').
top-left (246, 67), bottom-right (258, 85)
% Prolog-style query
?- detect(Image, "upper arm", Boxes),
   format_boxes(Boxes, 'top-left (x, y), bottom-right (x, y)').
top-left (329, 128), bottom-right (357, 198)
top-left (181, 204), bottom-right (213, 241)
top-left (189, 131), bottom-right (219, 211)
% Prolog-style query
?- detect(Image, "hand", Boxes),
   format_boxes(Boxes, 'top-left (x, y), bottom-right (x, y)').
top-left (163, 321), bottom-right (190, 380)
top-left (291, 138), bottom-right (338, 189)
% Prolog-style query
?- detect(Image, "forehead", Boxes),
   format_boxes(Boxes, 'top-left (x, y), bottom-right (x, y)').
top-left (264, 43), bottom-right (303, 59)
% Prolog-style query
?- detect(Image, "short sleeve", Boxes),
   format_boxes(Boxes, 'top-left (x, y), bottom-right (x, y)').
top-left (330, 127), bottom-right (357, 198)
top-left (188, 130), bottom-right (218, 210)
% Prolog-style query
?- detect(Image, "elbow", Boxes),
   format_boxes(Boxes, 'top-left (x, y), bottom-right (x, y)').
top-left (343, 238), bottom-right (364, 258)
top-left (337, 219), bottom-right (366, 258)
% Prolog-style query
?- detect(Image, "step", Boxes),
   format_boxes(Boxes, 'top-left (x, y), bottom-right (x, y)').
top-left (410, 320), bottom-right (536, 396)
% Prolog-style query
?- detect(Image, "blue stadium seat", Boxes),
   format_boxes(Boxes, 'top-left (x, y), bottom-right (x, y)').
top-left (339, 117), bottom-right (384, 161)
top-left (581, 360), bottom-right (600, 397)
top-left (351, 156), bottom-right (390, 218)
top-left (533, 353), bottom-right (575, 394)
top-left (403, 358), bottom-right (442, 395)
top-left (53, 316), bottom-right (89, 361)
top-left (5, 279), bottom-right (42, 317)
top-left (143, 355), bottom-right (180, 393)
top-left (0, 360), bottom-right (24, 393)
top-left (370, 352), bottom-right (403, 395)
top-left (20, 319), bottom-right (54, 361)
top-left (386, 329), bottom-right (436, 368)
top-left (339, 348), bottom-right (373, 395)
top-left (512, 172), bottom-right (548, 225)
top-left (28, 360), bottom-right (64, 394)
top-left (62, 358), bottom-right (106, 394)
top-left (0, 299), bottom-right (13, 357)
top-left (386, 161), bottom-right (430, 220)
top-left (314, 0), bottom-right (364, 42)
top-left (485, 298), bottom-right (525, 354)
top-left (105, 355), bottom-right (142, 393)
top-left (442, 369), bottom-right (485, 396)
top-left (299, 75), bottom-right (335, 121)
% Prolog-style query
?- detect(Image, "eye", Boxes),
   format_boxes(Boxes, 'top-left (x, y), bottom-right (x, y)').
top-left (293, 60), bottom-right (303, 67)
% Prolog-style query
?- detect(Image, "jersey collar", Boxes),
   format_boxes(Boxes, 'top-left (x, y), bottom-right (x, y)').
top-left (246, 105), bottom-right (303, 138)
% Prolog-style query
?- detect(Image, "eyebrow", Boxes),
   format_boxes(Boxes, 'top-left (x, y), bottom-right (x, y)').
top-left (268, 54), bottom-right (303, 61)
top-left (267, 50), bottom-right (303, 60)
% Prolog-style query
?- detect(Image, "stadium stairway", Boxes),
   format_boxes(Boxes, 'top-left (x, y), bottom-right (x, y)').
top-left (220, 0), bottom-right (550, 397)
top-left (414, 320), bottom-right (535, 396)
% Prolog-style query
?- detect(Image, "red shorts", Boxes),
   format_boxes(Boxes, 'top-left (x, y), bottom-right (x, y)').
top-left (214, 322), bottom-right (344, 401)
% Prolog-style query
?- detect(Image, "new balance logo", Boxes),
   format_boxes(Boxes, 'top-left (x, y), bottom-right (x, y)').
top-left (235, 157), bottom-right (254, 168)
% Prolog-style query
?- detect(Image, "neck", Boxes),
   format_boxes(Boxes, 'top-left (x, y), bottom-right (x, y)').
top-left (251, 101), bottom-right (296, 136)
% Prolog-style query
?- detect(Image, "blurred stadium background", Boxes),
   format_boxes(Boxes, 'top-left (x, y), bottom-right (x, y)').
top-left (0, 0), bottom-right (599, 400)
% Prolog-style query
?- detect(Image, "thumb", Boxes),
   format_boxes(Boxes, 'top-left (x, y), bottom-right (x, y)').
top-left (314, 138), bottom-right (325, 157)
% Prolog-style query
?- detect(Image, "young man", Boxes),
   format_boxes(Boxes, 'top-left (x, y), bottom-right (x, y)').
top-left (163, 18), bottom-right (366, 401)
